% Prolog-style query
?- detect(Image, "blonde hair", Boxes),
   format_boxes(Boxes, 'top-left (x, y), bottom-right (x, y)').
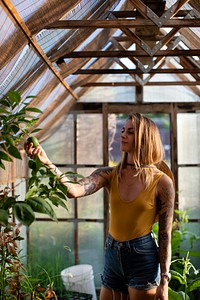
top-left (117, 113), bottom-right (165, 188)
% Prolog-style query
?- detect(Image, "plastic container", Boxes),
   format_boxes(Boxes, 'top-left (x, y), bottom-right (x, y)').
top-left (61, 264), bottom-right (97, 300)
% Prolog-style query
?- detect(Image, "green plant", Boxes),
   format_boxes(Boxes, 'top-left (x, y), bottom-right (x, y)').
top-left (24, 158), bottom-right (79, 226)
top-left (0, 90), bottom-right (74, 228)
top-left (169, 252), bottom-right (200, 300)
top-left (0, 90), bottom-right (76, 299)
top-left (0, 222), bottom-right (25, 299)
top-left (20, 267), bottom-right (59, 300)
top-left (171, 209), bottom-right (200, 258)
top-left (0, 90), bottom-right (41, 169)
top-left (152, 209), bottom-right (200, 299)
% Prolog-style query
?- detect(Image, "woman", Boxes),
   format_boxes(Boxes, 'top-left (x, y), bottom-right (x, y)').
top-left (25, 113), bottom-right (175, 300)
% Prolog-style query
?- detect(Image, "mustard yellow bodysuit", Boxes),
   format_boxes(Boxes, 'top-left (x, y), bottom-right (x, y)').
top-left (109, 168), bottom-right (164, 241)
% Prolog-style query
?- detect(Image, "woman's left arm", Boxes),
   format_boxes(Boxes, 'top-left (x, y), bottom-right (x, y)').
top-left (156, 174), bottom-right (175, 299)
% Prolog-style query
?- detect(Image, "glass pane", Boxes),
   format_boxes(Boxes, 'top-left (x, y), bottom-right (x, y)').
top-left (178, 167), bottom-right (200, 219)
top-left (78, 222), bottom-right (104, 288)
top-left (108, 113), bottom-right (171, 165)
top-left (41, 114), bottom-right (74, 164)
top-left (79, 86), bottom-right (136, 102)
top-left (77, 168), bottom-right (103, 219)
top-left (144, 77), bottom-right (199, 102)
top-left (28, 222), bottom-right (75, 290)
top-left (80, 71), bottom-right (136, 103)
top-left (77, 114), bottom-right (103, 164)
top-left (177, 113), bottom-right (200, 164)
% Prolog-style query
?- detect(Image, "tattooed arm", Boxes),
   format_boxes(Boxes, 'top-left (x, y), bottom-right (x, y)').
top-left (24, 142), bottom-right (113, 198)
top-left (39, 163), bottom-right (113, 198)
top-left (65, 167), bottom-right (113, 198)
top-left (155, 174), bottom-right (175, 300)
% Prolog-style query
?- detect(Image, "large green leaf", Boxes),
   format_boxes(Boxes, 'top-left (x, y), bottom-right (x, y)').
top-left (177, 291), bottom-right (190, 300)
top-left (31, 128), bottom-right (42, 133)
top-left (56, 183), bottom-right (68, 195)
top-left (171, 270), bottom-right (186, 285)
top-left (7, 145), bottom-right (22, 159)
top-left (168, 288), bottom-right (188, 300)
top-left (187, 278), bottom-right (200, 292)
top-left (0, 161), bottom-right (5, 169)
top-left (0, 209), bottom-right (9, 226)
top-left (52, 191), bottom-right (68, 201)
top-left (27, 197), bottom-right (57, 222)
top-left (0, 150), bottom-right (13, 161)
top-left (26, 107), bottom-right (42, 113)
top-left (13, 202), bottom-right (35, 226)
top-left (7, 90), bottom-right (21, 106)
top-left (35, 156), bottom-right (42, 169)
top-left (5, 137), bottom-right (15, 146)
top-left (49, 195), bottom-right (68, 210)
top-left (28, 159), bottom-right (37, 170)
top-left (2, 196), bottom-right (16, 210)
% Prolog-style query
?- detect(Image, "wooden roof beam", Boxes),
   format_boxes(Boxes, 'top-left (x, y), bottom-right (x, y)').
top-left (73, 68), bottom-right (200, 75)
top-left (111, 10), bottom-right (195, 18)
top-left (46, 19), bottom-right (200, 29)
top-left (60, 49), bottom-right (200, 58)
top-left (80, 81), bottom-right (200, 87)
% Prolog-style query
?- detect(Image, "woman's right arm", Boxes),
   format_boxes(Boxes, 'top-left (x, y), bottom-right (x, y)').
top-left (24, 142), bottom-right (113, 198)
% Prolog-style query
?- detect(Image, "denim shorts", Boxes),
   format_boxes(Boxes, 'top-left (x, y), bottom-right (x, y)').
top-left (101, 232), bottom-right (160, 292)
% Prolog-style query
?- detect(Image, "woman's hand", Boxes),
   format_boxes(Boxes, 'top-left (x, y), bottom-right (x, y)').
top-left (24, 142), bottom-right (51, 165)
top-left (154, 282), bottom-right (169, 300)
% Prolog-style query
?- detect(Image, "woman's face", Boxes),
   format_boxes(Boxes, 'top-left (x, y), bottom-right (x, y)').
top-left (120, 119), bottom-right (135, 153)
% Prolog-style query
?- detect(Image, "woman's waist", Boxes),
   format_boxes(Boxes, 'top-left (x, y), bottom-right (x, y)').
top-left (107, 231), bottom-right (154, 248)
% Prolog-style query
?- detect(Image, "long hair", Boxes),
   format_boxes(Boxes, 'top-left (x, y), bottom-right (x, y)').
top-left (117, 113), bottom-right (165, 188)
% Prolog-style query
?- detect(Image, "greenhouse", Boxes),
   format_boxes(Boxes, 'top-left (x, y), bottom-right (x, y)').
top-left (0, 0), bottom-right (200, 299)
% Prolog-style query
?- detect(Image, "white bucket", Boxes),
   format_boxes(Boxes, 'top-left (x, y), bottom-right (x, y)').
top-left (61, 264), bottom-right (97, 300)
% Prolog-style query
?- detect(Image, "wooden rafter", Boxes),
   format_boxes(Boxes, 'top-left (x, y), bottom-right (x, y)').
top-left (73, 68), bottom-right (200, 74)
top-left (80, 81), bottom-right (200, 86)
top-left (59, 49), bottom-right (200, 58)
top-left (46, 18), bottom-right (200, 29)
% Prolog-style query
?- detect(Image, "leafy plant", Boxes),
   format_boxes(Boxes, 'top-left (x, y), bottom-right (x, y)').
top-left (171, 209), bottom-right (200, 258)
top-left (22, 158), bottom-right (80, 226)
top-left (0, 90), bottom-right (41, 169)
top-left (152, 209), bottom-right (200, 299)
top-left (20, 266), bottom-right (59, 299)
top-left (169, 252), bottom-right (200, 300)
top-left (0, 223), bottom-right (25, 299)
top-left (0, 90), bottom-right (77, 299)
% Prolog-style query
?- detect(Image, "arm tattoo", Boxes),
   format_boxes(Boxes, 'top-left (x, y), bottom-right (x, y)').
top-left (78, 167), bottom-right (112, 196)
top-left (79, 177), bottom-right (97, 196)
top-left (157, 178), bottom-right (175, 270)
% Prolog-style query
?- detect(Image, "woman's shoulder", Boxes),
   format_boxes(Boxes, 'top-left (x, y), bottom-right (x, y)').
top-left (93, 166), bottom-right (115, 185)
top-left (97, 166), bottom-right (115, 176)
top-left (156, 170), bottom-right (175, 196)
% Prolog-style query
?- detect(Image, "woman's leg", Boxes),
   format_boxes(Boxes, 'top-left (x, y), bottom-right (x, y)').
top-left (100, 286), bottom-right (129, 300)
top-left (128, 287), bottom-right (157, 300)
